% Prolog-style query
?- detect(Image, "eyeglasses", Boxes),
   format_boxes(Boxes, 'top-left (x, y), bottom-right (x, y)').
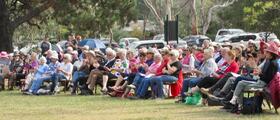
top-left (169, 54), bottom-right (175, 56)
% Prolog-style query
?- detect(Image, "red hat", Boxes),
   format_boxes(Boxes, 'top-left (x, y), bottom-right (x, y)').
top-left (264, 41), bottom-right (280, 56)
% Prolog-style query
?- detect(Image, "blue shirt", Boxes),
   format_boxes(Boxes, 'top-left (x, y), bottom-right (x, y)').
top-left (146, 59), bottom-right (154, 66)
top-left (35, 64), bottom-right (50, 79)
top-left (48, 61), bottom-right (60, 75)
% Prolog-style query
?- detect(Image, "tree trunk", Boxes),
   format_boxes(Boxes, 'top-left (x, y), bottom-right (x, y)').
top-left (0, 27), bottom-right (14, 53)
top-left (109, 28), bottom-right (113, 48)
top-left (200, 0), bottom-right (206, 35)
top-left (143, 16), bottom-right (147, 40)
top-left (166, 0), bottom-right (172, 20)
top-left (190, 0), bottom-right (198, 35)
top-left (0, 0), bottom-right (13, 52)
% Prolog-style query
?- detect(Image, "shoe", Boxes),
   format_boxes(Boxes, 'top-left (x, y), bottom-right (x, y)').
top-left (200, 88), bottom-right (210, 95)
top-left (208, 94), bottom-right (223, 102)
top-left (127, 84), bottom-right (136, 89)
top-left (184, 92), bottom-right (193, 97)
top-left (108, 86), bottom-right (116, 90)
top-left (108, 92), bottom-right (117, 97)
top-left (228, 104), bottom-right (239, 113)
top-left (71, 92), bottom-right (76, 95)
top-left (220, 103), bottom-right (234, 109)
top-left (21, 89), bottom-right (28, 92)
top-left (175, 99), bottom-right (186, 103)
top-left (101, 88), bottom-right (108, 94)
top-left (23, 91), bottom-right (33, 95)
top-left (128, 96), bottom-right (140, 100)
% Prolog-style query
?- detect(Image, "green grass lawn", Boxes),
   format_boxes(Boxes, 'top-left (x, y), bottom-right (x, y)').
top-left (0, 91), bottom-right (278, 120)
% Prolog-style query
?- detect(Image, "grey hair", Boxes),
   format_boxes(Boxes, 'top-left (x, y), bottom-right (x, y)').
top-left (39, 56), bottom-right (47, 63)
top-left (170, 49), bottom-right (180, 58)
top-left (204, 48), bottom-right (214, 57)
top-left (106, 48), bottom-right (116, 57)
top-left (154, 53), bottom-right (162, 60)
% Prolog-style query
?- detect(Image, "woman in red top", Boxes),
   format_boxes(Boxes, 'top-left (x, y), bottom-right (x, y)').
top-left (188, 50), bottom-right (239, 105)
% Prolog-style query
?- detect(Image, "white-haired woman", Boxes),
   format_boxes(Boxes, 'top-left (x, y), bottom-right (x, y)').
top-left (51, 54), bottom-right (73, 94)
top-left (150, 49), bottom-right (183, 98)
top-left (26, 57), bottom-right (50, 94)
top-left (176, 49), bottom-right (218, 103)
top-left (101, 49), bottom-right (129, 93)
top-left (86, 48), bottom-right (117, 92)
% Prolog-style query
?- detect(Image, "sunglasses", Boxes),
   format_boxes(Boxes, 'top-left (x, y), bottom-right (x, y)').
top-left (169, 54), bottom-right (175, 56)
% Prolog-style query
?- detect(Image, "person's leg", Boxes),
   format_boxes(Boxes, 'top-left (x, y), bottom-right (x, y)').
top-left (8, 73), bottom-right (16, 90)
top-left (209, 73), bottom-right (233, 93)
top-left (197, 77), bottom-right (217, 89)
top-left (29, 76), bottom-right (52, 93)
top-left (149, 76), bottom-right (161, 97)
top-left (72, 71), bottom-right (86, 94)
top-left (220, 76), bottom-right (235, 94)
top-left (102, 75), bottom-right (109, 91)
top-left (50, 73), bottom-right (65, 93)
top-left (112, 75), bottom-right (124, 88)
top-left (138, 78), bottom-right (151, 98)
top-left (128, 73), bottom-right (143, 89)
top-left (231, 76), bottom-right (255, 91)
top-left (132, 73), bottom-right (141, 85)
top-left (15, 73), bottom-right (26, 87)
top-left (0, 75), bottom-right (5, 91)
top-left (180, 79), bottom-right (190, 99)
top-left (87, 73), bottom-right (97, 90)
top-left (155, 75), bottom-right (178, 98)
top-left (196, 77), bottom-right (218, 99)
top-left (136, 77), bottom-right (145, 96)
top-left (86, 70), bottom-right (94, 85)
top-left (0, 75), bottom-right (4, 91)
top-left (230, 80), bottom-right (255, 105)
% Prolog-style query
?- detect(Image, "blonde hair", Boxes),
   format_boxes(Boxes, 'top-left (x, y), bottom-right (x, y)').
top-left (64, 54), bottom-right (72, 61)
top-left (227, 50), bottom-right (236, 60)
top-left (170, 49), bottom-right (180, 58)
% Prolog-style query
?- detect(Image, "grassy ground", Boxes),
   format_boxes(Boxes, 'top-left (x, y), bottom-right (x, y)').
top-left (0, 91), bottom-right (279, 120)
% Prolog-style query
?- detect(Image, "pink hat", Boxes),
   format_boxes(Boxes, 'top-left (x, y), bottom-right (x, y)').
top-left (0, 51), bottom-right (9, 58)
top-left (264, 42), bottom-right (280, 56)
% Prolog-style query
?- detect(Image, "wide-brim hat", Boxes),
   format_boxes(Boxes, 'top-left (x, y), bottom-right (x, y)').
top-left (264, 41), bottom-right (280, 56)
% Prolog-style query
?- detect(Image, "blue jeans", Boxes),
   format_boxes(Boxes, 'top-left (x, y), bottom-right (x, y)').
top-left (29, 75), bottom-right (55, 94)
top-left (72, 71), bottom-right (86, 93)
top-left (181, 77), bottom-right (202, 99)
top-left (150, 75), bottom-right (178, 98)
top-left (136, 77), bottom-right (151, 97)
top-left (51, 73), bottom-right (67, 92)
top-left (132, 73), bottom-right (144, 86)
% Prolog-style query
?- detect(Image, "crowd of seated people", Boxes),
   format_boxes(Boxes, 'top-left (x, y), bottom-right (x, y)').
top-left (0, 35), bottom-right (280, 114)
